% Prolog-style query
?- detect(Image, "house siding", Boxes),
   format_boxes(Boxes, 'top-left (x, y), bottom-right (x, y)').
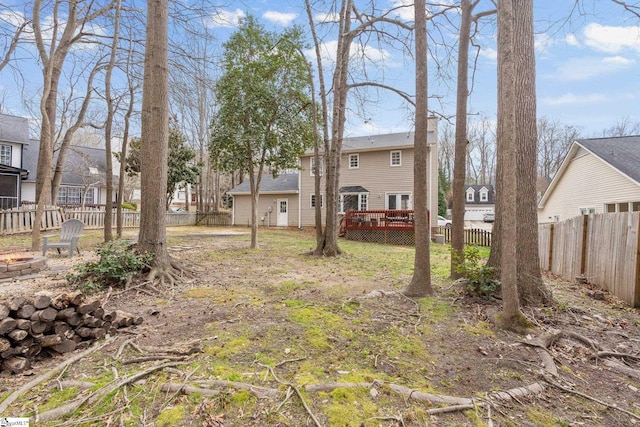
top-left (300, 145), bottom-right (438, 228)
top-left (232, 193), bottom-right (300, 227)
top-left (538, 150), bottom-right (640, 223)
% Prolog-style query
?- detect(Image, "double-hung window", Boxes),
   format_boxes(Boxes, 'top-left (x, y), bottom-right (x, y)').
top-left (0, 145), bottom-right (11, 166)
top-left (349, 153), bottom-right (359, 169)
top-left (390, 150), bottom-right (401, 167)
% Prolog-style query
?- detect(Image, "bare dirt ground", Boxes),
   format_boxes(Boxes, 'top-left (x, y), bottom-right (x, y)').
top-left (1, 227), bottom-right (639, 426)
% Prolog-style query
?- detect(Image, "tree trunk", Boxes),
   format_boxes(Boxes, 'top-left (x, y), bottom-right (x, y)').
top-left (451, 0), bottom-right (472, 279)
top-left (403, 0), bottom-right (432, 297)
top-left (138, 0), bottom-right (170, 269)
top-left (514, 0), bottom-right (552, 306)
top-left (497, 0), bottom-right (522, 329)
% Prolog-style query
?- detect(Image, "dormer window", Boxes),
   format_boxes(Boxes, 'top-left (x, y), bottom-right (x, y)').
top-left (466, 188), bottom-right (475, 202)
top-left (479, 188), bottom-right (488, 202)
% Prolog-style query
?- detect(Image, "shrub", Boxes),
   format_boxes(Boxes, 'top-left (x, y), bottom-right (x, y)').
top-left (452, 245), bottom-right (500, 298)
top-left (122, 202), bottom-right (137, 211)
top-left (66, 240), bottom-right (153, 293)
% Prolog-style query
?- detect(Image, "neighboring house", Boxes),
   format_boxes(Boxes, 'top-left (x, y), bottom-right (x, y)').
top-left (0, 114), bottom-right (30, 209)
top-left (22, 139), bottom-right (118, 206)
top-left (228, 117), bottom-right (439, 228)
top-left (228, 173), bottom-right (299, 227)
top-left (538, 135), bottom-right (640, 223)
top-left (464, 184), bottom-right (495, 221)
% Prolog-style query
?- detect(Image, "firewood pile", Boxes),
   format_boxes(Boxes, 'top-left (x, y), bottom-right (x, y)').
top-left (0, 291), bottom-right (142, 374)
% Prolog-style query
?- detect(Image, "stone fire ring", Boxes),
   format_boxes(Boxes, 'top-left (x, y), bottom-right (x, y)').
top-left (0, 256), bottom-right (47, 280)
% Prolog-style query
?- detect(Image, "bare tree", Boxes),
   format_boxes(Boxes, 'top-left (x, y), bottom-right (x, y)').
top-left (601, 115), bottom-right (640, 137)
top-left (537, 116), bottom-right (579, 194)
top-left (0, 7), bottom-right (28, 73)
top-left (450, 0), bottom-right (495, 279)
top-left (514, 0), bottom-right (552, 306)
top-left (137, 0), bottom-right (179, 283)
top-left (30, 0), bottom-right (112, 251)
top-left (403, 0), bottom-right (432, 297)
top-left (496, 0), bottom-right (521, 329)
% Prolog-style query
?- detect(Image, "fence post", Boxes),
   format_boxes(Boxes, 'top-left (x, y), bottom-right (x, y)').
top-left (634, 214), bottom-right (640, 307)
top-left (548, 223), bottom-right (554, 271)
top-left (580, 214), bottom-right (589, 275)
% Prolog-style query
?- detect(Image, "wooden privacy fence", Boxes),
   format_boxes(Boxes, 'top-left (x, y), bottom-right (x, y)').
top-left (539, 212), bottom-right (640, 308)
top-left (0, 207), bottom-right (228, 234)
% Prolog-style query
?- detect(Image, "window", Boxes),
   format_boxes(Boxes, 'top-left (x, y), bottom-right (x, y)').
top-left (310, 194), bottom-right (324, 208)
top-left (339, 193), bottom-right (368, 213)
top-left (606, 201), bottom-right (640, 213)
top-left (390, 150), bottom-right (401, 167)
top-left (479, 189), bottom-right (488, 202)
top-left (310, 157), bottom-right (323, 176)
top-left (579, 207), bottom-right (595, 215)
top-left (466, 190), bottom-right (474, 202)
top-left (57, 187), bottom-right (95, 205)
top-left (0, 145), bottom-right (11, 166)
top-left (387, 193), bottom-right (412, 210)
top-left (349, 154), bottom-right (359, 169)
top-left (178, 190), bottom-right (186, 200)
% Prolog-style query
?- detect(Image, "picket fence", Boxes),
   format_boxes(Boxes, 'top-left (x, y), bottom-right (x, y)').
top-left (0, 206), bottom-right (230, 234)
top-left (539, 212), bottom-right (640, 308)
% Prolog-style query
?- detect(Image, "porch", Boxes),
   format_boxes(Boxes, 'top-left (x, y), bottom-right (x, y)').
top-left (340, 210), bottom-right (423, 246)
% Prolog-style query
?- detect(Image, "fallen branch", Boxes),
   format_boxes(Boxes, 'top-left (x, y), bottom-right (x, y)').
top-left (0, 337), bottom-right (115, 415)
top-left (33, 360), bottom-right (182, 422)
top-left (122, 355), bottom-right (191, 365)
top-left (160, 383), bottom-right (220, 397)
top-left (542, 372), bottom-right (640, 422)
top-left (162, 380), bottom-right (279, 399)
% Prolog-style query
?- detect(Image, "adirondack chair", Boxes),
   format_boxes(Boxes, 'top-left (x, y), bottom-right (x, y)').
top-left (42, 219), bottom-right (85, 257)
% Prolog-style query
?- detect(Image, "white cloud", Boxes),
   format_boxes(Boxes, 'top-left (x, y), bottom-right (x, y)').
top-left (208, 9), bottom-right (245, 28)
top-left (0, 10), bottom-right (26, 28)
top-left (565, 33), bottom-right (580, 47)
top-left (583, 23), bottom-right (640, 54)
top-left (315, 12), bottom-right (340, 23)
top-left (309, 40), bottom-right (391, 66)
top-left (479, 47), bottom-right (497, 61)
top-left (263, 11), bottom-right (297, 26)
top-left (541, 93), bottom-right (607, 106)
top-left (550, 56), bottom-right (634, 81)
top-left (390, 0), bottom-right (414, 21)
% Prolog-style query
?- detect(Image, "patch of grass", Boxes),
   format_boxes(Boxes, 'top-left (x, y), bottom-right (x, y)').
top-left (156, 404), bottom-right (187, 427)
top-left (527, 408), bottom-right (570, 426)
top-left (460, 321), bottom-right (496, 338)
top-left (323, 386), bottom-right (381, 426)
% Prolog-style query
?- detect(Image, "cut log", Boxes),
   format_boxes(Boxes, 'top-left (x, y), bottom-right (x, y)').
top-left (30, 307), bottom-right (58, 322)
top-left (0, 303), bottom-right (9, 320)
top-left (75, 327), bottom-right (92, 338)
top-left (76, 300), bottom-right (101, 315)
top-left (93, 307), bottom-right (105, 319)
top-left (36, 334), bottom-right (63, 348)
top-left (15, 318), bottom-right (31, 330)
top-left (0, 336), bottom-right (10, 352)
top-left (65, 313), bottom-right (83, 326)
top-left (51, 339), bottom-right (77, 354)
top-left (0, 317), bottom-right (17, 334)
top-left (56, 307), bottom-right (76, 320)
top-left (8, 329), bottom-right (28, 341)
top-left (53, 321), bottom-right (72, 335)
top-left (102, 311), bottom-right (116, 322)
top-left (2, 356), bottom-right (30, 374)
top-left (9, 296), bottom-right (26, 311)
top-left (33, 294), bottom-right (52, 310)
top-left (15, 304), bottom-right (36, 319)
top-left (30, 320), bottom-right (51, 335)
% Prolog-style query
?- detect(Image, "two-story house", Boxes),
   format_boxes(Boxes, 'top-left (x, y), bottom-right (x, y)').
top-left (464, 184), bottom-right (495, 221)
top-left (0, 114), bottom-right (30, 209)
top-left (228, 117), bottom-right (439, 229)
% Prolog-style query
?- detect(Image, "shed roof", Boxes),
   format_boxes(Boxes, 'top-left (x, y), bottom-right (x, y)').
top-left (228, 173), bottom-right (299, 195)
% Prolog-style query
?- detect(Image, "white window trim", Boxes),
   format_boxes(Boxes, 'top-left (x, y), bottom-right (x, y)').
top-left (0, 144), bottom-right (12, 166)
top-left (385, 192), bottom-right (413, 210)
top-left (310, 193), bottom-right (324, 208)
top-left (310, 157), bottom-right (323, 176)
top-left (466, 190), bottom-right (474, 202)
top-left (390, 150), bottom-right (401, 167)
top-left (479, 190), bottom-right (488, 202)
top-left (339, 193), bottom-right (368, 214)
top-left (578, 206), bottom-right (595, 215)
top-left (349, 153), bottom-right (359, 169)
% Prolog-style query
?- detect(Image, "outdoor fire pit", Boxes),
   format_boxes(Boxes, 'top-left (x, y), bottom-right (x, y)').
top-left (0, 254), bottom-right (47, 280)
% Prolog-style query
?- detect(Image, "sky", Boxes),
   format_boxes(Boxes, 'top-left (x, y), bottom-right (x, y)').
top-left (1, 0), bottom-right (639, 139)
top-left (204, 0), bottom-right (640, 138)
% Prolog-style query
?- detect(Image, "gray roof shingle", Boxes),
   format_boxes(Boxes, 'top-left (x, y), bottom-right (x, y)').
top-left (0, 114), bottom-right (29, 144)
top-left (577, 135), bottom-right (640, 184)
top-left (229, 173), bottom-right (299, 195)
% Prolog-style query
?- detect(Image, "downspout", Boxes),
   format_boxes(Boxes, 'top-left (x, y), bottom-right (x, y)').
top-left (298, 173), bottom-right (302, 229)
